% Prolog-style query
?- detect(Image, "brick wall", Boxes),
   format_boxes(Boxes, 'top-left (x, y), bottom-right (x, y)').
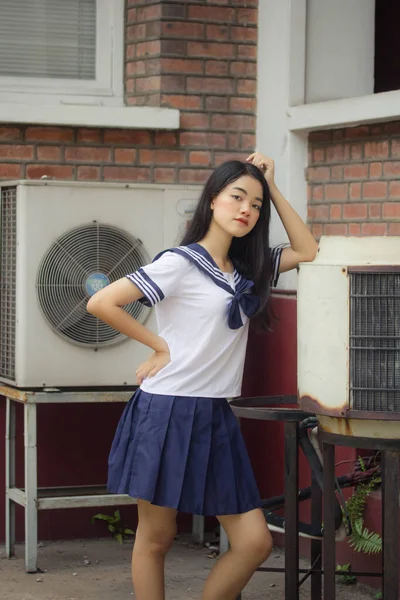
top-left (307, 121), bottom-right (400, 237)
top-left (0, 0), bottom-right (258, 186)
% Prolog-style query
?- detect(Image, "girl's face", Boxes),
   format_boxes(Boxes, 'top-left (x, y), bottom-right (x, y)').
top-left (210, 175), bottom-right (263, 238)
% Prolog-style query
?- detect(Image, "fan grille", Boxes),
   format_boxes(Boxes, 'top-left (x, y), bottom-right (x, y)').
top-left (36, 222), bottom-right (151, 347)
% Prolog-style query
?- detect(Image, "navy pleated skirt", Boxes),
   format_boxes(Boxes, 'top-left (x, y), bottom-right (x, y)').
top-left (107, 389), bottom-right (261, 516)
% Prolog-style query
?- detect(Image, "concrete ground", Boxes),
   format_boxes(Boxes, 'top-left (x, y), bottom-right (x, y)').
top-left (0, 535), bottom-right (377, 600)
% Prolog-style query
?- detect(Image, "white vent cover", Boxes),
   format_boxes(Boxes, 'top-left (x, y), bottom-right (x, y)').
top-left (36, 222), bottom-right (150, 347)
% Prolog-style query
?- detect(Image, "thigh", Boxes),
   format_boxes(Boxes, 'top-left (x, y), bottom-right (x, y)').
top-left (137, 499), bottom-right (177, 542)
top-left (217, 508), bottom-right (272, 551)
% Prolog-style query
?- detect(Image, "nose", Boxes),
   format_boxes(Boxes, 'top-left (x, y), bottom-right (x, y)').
top-left (240, 203), bottom-right (251, 216)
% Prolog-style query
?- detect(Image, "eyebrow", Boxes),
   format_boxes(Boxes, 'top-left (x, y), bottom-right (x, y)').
top-left (232, 187), bottom-right (263, 203)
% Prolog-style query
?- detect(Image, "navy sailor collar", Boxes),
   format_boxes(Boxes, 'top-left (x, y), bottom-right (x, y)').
top-left (155, 243), bottom-right (260, 329)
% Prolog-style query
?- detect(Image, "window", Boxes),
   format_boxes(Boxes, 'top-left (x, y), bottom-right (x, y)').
top-left (0, 0), bottom-right (124, 107)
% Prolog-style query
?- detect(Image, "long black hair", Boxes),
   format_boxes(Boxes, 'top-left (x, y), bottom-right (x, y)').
top-left (180, 160), bottom-right (274, 329)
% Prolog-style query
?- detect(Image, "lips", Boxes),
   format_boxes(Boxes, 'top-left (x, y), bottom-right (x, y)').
top-left (235, 218), bottom-right (248, 226)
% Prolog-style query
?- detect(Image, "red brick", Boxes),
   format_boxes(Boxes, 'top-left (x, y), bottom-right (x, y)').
top-left (126, 45), bottom-right (136, 60)
top-left (326, 144), bottom-right (349, 162)
top-left (230, 62), bottom-right (257, 77)
top-left (391, 140), bottom-right (400, 158)
top-left (333, 130), bottom-right (344, 141)
top-left (104, 130), bottom-right (152, 145)
top-left (187, 77), bottom-right (234, 94)
top-left (350, 144), bottom-right (363, 161)
top-left (214, 152), bottom-right (248, 166)
top-left (0, 163), bottom-right (22, 179)
top-left (370, 124), bottom-right (387, 136)
top-left (37, 146), bottom-right (61, 161)
top-left (331, 166), bottom-right (343, 180)
top-left (136, 41), bottom-right (161, 58)
top-left (77, 129), bottom-right (101, 144)
top-left (229, 97), bottom-right (256, 113)
top-left (362, 181), bottom-right (387, 199)
top-left (0, 145), bottom-right (34, 160)
top-left (179, 169), bottom-right (213, 184)
top-left (162, 22), bottom-right (204, 38)
top-left (343, 164), bottom-right (369, 179)
top-left (65, 147), bottom-right (111, 162)
top-left (26, 127), bottom-right (74, 143)
top-left (325, 184), bottom-right (348, 201)
top-left (161, 95), bottom-right (203, 110)
top-left (309, 131), bottom-right (332, 143)
top-left (206, 61), bottom-right (229, 76)
top-left (369, 162), bottom-right (382, 178)
top-left (228, 134), bottom-right (240, 150)
top-left (180, 132), bottom-right (226, 149)
top-left (237, 8), bottom-right (258, 24)
top-left (205, 96), bottom-right (228, 111)
top-left (241, 133), bottom-right (255, 151)
top-left (114, 149), bottom-right (137, 163)
top-left (230, 26), bottom-right (257, 43)
top-left (181, 113), bottom-right (210, 130)
top-left (237, 45), bottom-right (257, 59)
top-left (103, 166), bottom-right (150, 182)
top-left (324, 223), bottom-right (348, 235)
top-left (155, 132), bottom-right (177, 147)
top-left (330, 204), bottom-right (342, 219)
top-left (389, 222), bottom-right (400, 235)
top-left (364, 141), bottom-right (389, 159)
top-left (343, 203), bottom-right (367, 220)
top-left (154, 168), bottom-right (176, 183)
top-left (161, 58), bottom-right (203, 74)
top-left (26, 164), bottom-right (74, 179)
top-left (383, 161), bottom-right (400, 177)
top-left (127, 7), bottom-right (136, 22)
top-left (311, 224), bottom-right (323, 238)
top-left (369, 203), bottom-right (382, 219)
top-left (137, 4), bottom-right (161, 21)
top-left (136, 76), bottom-right (162, 93)
top-left (206, 24), bottom-right (229, 41)
top-left (361, 223), bottom-right (387, 236)
top-left (349, 223), bottom-right (361, 236)
top-left (389, 181), bottom-right (400, 199)
top-left (307, 167), bottom-right (330, 182)
top-left (237, 79), bottom-right (257, 95)
top-left (0, 126), bottom-right (22, 141)
top-left (211, 114), bottom-right (255, 132)
top-left (188, 5), bottom-right (235, 22)
top-left (126, 78), bottom-right (135, 93)
top-left (312, 185), bottom-right (324, 202)
top-left (187, 42), bottom-right (235, 59)
top-left (350, 183), bottom-right (361, 200)
top-left (127, 24), bottom-right (146, 42)
top-left (313, 148), bottom-right (325, 163)
top-left (383, 203), bottom-right (400, 219)
top-left (189, 151), bottom-right (212, 166)
top-left (140, 149), bottom-right (185, 165)
top-left (308, 205), bottom-right (329, 221)
top-left (77, 166), bottom-right (100, 180)
top-left (344, 125), bottom-right (369, 139)
top-left (146, 21), bottom-right (161, 38)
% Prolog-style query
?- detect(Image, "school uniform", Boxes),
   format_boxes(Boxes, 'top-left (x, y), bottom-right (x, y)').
top-left (107, 243), bottom-right (282, 516)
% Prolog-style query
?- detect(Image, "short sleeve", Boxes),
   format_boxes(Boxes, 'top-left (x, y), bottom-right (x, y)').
top-left (270, 246), bottom-right (283, 287)
top-left (126, 251), bottom-right (184, 307)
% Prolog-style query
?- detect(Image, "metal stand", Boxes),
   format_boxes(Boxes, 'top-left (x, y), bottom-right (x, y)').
top-left (320, 430), bottom-right (400, 600)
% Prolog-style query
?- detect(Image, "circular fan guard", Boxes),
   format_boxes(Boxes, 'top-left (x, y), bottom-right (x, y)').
top-left (36, 222), bottom-right (151, 347)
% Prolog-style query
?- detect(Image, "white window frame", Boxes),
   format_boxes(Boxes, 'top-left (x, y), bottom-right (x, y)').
top-left (0, 0), bottom-right (124, 107)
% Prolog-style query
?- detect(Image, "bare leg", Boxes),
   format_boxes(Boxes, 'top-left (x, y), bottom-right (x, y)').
top-left (132, 500), bottom-right (177, 600)
top-left (202, 508), bottom-right (272, 600)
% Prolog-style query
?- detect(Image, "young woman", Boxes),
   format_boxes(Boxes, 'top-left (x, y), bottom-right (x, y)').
top-left (87, 152), bottom-right (317, 600)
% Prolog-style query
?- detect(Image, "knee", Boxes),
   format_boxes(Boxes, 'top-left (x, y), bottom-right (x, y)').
top-left (136, 521), bottom-right (177, 556)
top-left (244, 529), bottom-right (273, 566)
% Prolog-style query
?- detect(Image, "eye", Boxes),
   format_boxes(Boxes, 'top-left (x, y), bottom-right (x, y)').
top-left (232, 195), bottom-right (241, 200)
top-left (253, 204), bottom-right (261, 211)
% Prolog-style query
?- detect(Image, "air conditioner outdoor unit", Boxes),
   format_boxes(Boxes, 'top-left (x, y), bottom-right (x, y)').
top-left (0, 180), bottom-right (200, 388)
top-left (298, 236), bottom-right (400, 440)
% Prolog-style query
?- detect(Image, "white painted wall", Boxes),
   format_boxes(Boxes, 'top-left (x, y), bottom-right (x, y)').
top-left (305, 0), bottom-right (375, 103)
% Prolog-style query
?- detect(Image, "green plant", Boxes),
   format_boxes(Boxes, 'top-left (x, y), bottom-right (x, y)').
top-left (345, 457), bottom-right (382, 555)
top-left (375, 590), bottom-right (382, 599)
top-left (336, 563), bottom-right (357, 585)
top-left (91, 509), bottom-right (135, 544)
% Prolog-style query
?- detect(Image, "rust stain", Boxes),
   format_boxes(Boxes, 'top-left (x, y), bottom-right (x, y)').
top-left (319, 417), bottom-right (354, 437)
top-left (299, 394), bottom-right (347, 418)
